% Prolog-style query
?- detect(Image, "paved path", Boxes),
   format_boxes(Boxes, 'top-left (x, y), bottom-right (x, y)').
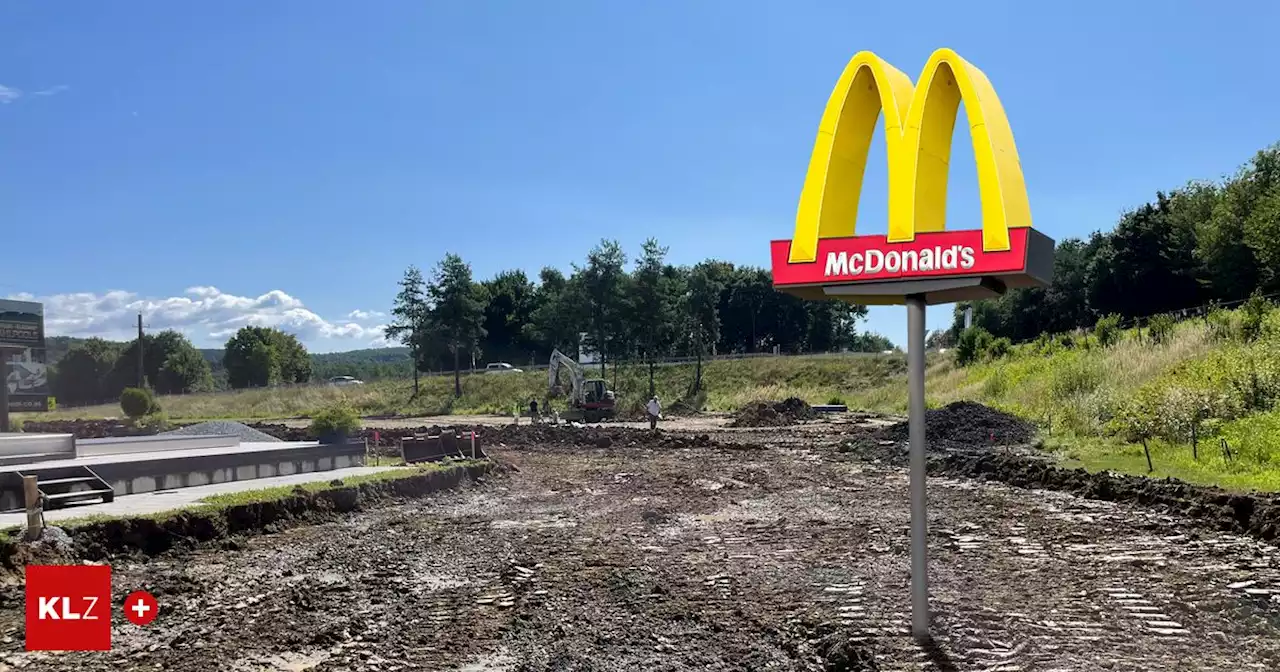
top-left (0, 465), bottom-right (405, 527)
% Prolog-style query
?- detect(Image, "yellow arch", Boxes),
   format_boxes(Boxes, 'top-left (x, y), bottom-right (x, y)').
top-left (788, 48), bottom-right (1031, 263)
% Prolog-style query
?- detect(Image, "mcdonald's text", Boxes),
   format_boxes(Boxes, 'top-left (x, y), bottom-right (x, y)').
top-left (771, 228), bottom-right (1031, 288)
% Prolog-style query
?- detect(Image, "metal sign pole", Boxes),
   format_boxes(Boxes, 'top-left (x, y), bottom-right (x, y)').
top-left (905, 293), bottom-right (930, 641)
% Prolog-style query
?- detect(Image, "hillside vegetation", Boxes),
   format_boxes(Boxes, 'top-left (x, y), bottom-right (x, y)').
top-left (849, 298), bottom-right (1280, 492)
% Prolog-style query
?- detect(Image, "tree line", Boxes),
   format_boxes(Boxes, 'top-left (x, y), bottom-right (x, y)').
top-left (49, 325), bottom-right (313, 405)
top-left (950, 144), bottom-right (1280, 342)
top-left (387, 238), bottom-right (893, 397)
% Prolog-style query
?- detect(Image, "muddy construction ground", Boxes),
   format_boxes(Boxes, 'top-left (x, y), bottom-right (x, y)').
top-left (2, 413), bottom-right (1279, 671)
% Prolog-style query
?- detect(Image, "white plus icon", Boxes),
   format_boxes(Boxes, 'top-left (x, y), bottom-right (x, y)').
top-left (131, 598), bottom-right (150, 619)
top-left (125, 590), bottom-right (158, 625)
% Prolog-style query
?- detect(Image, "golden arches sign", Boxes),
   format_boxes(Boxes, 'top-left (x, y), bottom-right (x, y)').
top-left (787, 47), bottom-right (1031, 264)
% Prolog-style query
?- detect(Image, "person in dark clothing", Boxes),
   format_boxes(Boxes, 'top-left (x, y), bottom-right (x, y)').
top-left (529, 399), bottom-right (539, 424)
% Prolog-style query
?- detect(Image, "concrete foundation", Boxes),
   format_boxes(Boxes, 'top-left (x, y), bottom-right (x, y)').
top-left (0, 434), bottom-right (366, 512)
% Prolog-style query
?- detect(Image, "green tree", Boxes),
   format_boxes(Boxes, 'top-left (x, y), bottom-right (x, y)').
top-left (156, 345), bottom-right (214, 395)
top-left (525, 267), bottom-right (583, 356)
top-left (223, 326), bottom-right (310, 389)
top-left (50, 338), bottom-right (122, 406)
top-left (576, 239), bottom-right (629, 377)
top-left (385, 265), bottom-right (431, 397)
top-left (480, 269), bottom-right (537, 365)
top-left (683, 261), bottom-right (726, 395)
top-left (723, 267), bottom-right (773, 353)
top-left (629, 238), bottom-right (680, 395)
top-left (109, 330), bottom-right (211, 396)
top-left (426, 253), bottom-right (488, 398)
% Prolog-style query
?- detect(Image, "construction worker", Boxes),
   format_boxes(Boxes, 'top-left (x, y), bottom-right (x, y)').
top-left (646, 395), bottom-right (661, 432)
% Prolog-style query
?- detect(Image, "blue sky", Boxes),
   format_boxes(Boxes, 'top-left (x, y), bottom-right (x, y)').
top-left (4, 1), bottom-right (1280, 352)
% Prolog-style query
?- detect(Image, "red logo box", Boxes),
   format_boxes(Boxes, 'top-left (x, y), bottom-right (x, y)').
top-left (25, 565), bottom-right (112, 651)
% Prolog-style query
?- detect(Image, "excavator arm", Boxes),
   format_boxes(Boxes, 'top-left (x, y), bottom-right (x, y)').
top-left (547, 348), bottom-right (585, 404)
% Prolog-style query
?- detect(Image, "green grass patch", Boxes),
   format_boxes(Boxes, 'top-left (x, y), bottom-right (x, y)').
top-left (1045, 434), bottom-right (1280, 493)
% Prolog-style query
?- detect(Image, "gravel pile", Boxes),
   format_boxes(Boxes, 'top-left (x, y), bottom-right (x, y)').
top-left (162, 420), bottom-right (282, 443)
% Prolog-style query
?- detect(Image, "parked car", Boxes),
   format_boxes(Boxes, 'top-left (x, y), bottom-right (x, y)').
top-left (484, 362), bottom-right (523, 374)
top-left (327, 375), bottom-right (365, 386)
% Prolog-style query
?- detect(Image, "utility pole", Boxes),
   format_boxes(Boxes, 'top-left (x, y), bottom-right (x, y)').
top-left (137, 313), bottom-right (145, 389)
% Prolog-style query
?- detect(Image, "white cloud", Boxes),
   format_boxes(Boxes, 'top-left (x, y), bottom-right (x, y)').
top-left (0, 84), bottom-right (69, 105)
top-left (5, 287), bottom-right (388, 350)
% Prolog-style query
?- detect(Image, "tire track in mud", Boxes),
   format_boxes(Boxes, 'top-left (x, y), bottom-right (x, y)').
top-left (925, 475), bottom-right (1280, 671)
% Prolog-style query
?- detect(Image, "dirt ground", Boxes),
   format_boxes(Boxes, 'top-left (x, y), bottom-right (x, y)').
top-left (0, 417), bottom-right (1278, 670)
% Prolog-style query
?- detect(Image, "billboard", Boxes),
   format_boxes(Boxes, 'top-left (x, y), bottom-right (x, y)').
top-left (771, 48), bottom-right (1053, 305)
top-left (0, 299), bottom-right (49, 413)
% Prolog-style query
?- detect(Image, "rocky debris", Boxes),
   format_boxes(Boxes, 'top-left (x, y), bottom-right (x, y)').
top-left (162, 420), bottom-right (282, 443)
top-left (18, 418), bottom-right (164, 438)
top-left (878, 400), bottom-right (1036, 448)
top-left (728, 397), bottom-right (816, 427)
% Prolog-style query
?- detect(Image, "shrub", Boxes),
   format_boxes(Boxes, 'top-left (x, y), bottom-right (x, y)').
top-left (1094, 314), bottom-right (1122, 348)
top-left (120, 387), bottom-right (155, 419)
top-left (1054, 333), bottom-right (1075, 350)
top-left (985, 337), bottom-right (1012, 361)
top-left (1114, 385), bottom-right (1163, 472)
top-left (954, 327), bottom-right (993, 367)
top-left (1033, 332), bottom-right (1056, 355)
top-left (827, 396), bottom-right (846, 406)
top-left (308, 402), bottom-right (362, 439)
top-left (1240, 291), bottom-right (1272, 342)
top-left (1050, 354), bottom-right (1104, 400)
top-left (1147, 313), bottom-right (1175, 345)
top-left (1207, 307), bottom-right (1234, 341)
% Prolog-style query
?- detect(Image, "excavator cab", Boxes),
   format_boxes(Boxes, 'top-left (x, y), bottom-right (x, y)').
top-left (581, 379), bottom-right (616, 422)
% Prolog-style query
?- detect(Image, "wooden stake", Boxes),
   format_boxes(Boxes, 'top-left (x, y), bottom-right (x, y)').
top-left (23, 476), bottom-right (41, 541)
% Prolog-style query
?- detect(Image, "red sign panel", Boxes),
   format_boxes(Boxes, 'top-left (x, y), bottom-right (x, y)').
top-left (25, 565), bottom-right (113, 651)
top-left (771, 228), bottom-right (1030, 288)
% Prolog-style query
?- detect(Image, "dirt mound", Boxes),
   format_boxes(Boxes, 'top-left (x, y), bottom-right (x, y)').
top-left (880, 400), bottom-right (1036, 448)
top-left (729, 397), bottom-right (816, 427)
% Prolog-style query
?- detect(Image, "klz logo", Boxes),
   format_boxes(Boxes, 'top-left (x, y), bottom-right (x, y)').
top-left (25, 565), bottom-right (112, 651)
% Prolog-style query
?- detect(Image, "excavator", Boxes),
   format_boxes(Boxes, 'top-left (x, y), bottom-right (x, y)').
top-left (545, 348), bottom-right (617, 423)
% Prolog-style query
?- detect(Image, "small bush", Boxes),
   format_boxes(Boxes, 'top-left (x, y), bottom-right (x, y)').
top-left (1033, 332), bottom-right (1056, 355)
top-left (308, 402), bottom-right (362, 439)
top-left (1240, 291), bottom-right (1272, 342)
top-left (985, 337), bottom-right (1012, 361)
top-left (1147, 314), bottom-right (1175, 345)
top-left (1094, 314), bottom-right (1122, 347)
top-left (1050, 354), bottom-right (1104, 400)
top-left (1206, 308), bottom-right (1234, 341)
top-left (1054, 333), bottom-right (1076, 350)
top-left (954, 327), bottom-right (993, 367)
top-left (827, 396), bottom-right (846, 406)
top-left (120, 387), bottom-right (155, 419)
